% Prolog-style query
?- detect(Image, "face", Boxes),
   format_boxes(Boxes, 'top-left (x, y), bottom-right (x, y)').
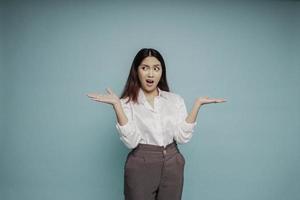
top-left (137, 56), bottom-right (162, 93)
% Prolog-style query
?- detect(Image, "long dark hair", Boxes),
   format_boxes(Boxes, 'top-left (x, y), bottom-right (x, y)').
top-left (120, 48), bottom-right (170, 104)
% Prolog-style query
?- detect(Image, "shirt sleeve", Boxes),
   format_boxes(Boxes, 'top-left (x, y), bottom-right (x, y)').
top-left (173, 95), bottom-right (197, 144)
top-left (115, 99), bottom-right (142, 149)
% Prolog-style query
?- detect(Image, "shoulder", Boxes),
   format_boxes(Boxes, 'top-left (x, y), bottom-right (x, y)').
top-left (161, 90), bottom-right (184, 104)
top-left (120, 96), bottom-right (130, 103)
top-left (119, 97), bottom-right (131, 107)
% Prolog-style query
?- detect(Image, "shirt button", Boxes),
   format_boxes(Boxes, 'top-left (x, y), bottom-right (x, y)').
top-left (163, 150), bottom-right (167, 155)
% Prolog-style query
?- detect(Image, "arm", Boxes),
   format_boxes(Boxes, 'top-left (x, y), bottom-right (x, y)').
top-left (186, 95), bottom-right (227, 124)
top-left (185, 101), bottom-right (202, 124)
top-left (113, 100), bottom-right (142, 149)
top-left (174, 95), bottom-right (226, 144)
top-left (86, 88), bottom-right (142, 149)
top-left (173, 96), bottom-right (199, 144)
top-left (113, 101), bottom-right (129, 126)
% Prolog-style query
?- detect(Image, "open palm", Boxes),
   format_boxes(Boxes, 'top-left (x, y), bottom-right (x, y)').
top-left (86, 87), bottom-right (120, 106)
top-left (196, 96), bottom-right (227, 106)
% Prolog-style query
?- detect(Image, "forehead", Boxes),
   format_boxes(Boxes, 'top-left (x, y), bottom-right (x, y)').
top-left (140, 56), bottom-right (161, 66)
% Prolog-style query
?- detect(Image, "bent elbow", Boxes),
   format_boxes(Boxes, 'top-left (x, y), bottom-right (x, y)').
top-left (174, 129), bottom-right (193, 144)
top-left (119, 133), bottom-right (141, 149)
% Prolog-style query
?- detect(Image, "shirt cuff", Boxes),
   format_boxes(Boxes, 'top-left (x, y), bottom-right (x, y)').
top-left (181, 120), bottom-right (197, 133)
top-left (115, 121), bottom-right (133, 137)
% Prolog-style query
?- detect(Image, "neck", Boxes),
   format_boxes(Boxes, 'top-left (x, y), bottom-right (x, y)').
top-left (142, 88), bottom-right (159, 99)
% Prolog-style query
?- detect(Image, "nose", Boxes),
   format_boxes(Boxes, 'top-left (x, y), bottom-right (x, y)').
top-left (147, 69), bottom-right (154, 77)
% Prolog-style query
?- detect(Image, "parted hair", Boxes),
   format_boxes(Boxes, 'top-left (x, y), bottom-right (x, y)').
top-left (120, 48), bottom-right (170, 104)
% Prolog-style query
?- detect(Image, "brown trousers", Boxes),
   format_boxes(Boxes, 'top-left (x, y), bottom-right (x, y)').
top-left (124, 140), bottom-right (185, 200)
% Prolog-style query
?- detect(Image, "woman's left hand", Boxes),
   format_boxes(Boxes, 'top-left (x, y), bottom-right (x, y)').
top-left (195, 96), bottom-right (227, 106)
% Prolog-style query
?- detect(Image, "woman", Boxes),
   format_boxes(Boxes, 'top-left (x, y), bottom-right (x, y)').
top-left (87, 48), bottom-right (226, 200)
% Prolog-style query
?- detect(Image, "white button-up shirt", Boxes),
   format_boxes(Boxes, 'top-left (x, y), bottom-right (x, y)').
top-left (115, 87), bottom-right (197, 149)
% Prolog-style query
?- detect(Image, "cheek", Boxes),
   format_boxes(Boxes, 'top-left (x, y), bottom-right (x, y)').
top-left (137, 69), bottom-right (144, 78)
top-left (138, 71), bottom-right (146, 81)
top-left (157, 72), bottom-right (162, 80)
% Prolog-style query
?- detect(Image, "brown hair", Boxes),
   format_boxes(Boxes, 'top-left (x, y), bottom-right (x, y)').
top-left (120, 48), bottom-right (170, 104)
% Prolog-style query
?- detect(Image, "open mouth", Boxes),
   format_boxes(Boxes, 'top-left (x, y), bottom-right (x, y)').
top-left (146, 79), bottom-right (154, 86)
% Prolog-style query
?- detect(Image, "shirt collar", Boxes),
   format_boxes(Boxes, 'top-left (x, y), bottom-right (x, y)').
top-left (138, 87), bottom-right (167, 104)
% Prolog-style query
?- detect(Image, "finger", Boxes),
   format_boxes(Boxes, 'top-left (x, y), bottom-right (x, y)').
top-left (90, 97), bottom-right (105, 102)
top-left (106, 87), bottom-right (113, 95)
top-left (87, 93), bottom-right (102, 98)
top-left (216, 99), bottom-right (226, 103)
top-left (88, 95), bottom-right (100, 99)
top-left (90, 94), bottom-right (105, 100)
top-left (87, 94), bottom-right (97, 98)
top-left (87, 93), bottom-right (96, 97)
top-left (89, 96), bottom-right (99, 100)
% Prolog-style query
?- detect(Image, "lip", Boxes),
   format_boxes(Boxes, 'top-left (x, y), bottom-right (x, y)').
top-left (145, 79), bottom-right (155, 87)
top-left (146, 79), bottom-right (155, 83)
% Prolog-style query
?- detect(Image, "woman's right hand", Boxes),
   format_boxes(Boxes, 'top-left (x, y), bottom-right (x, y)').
top-left (86, 87), bottom-right (120, 106)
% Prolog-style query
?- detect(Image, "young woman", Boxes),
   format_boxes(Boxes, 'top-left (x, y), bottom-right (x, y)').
top-left (87, 48), bottom-right (226, 200)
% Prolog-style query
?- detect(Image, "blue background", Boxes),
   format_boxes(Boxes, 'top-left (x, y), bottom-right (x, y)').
top-left (1, 0), bottom-right (299, 199)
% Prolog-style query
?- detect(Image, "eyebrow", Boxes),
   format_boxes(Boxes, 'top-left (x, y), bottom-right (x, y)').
top-left (140, 64), bottom-right (161, 67)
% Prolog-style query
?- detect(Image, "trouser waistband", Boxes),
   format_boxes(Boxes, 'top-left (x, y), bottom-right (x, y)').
top-left (135, 140), bottom-right (177, 150)
top-left (131, 140), bottom-right (180, 158)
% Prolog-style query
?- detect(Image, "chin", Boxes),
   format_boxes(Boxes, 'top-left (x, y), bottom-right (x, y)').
top-left (143, 85), bottom-right (157, 91)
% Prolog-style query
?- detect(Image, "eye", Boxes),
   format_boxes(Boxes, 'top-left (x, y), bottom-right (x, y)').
top-left (141, 66), bottom-right (148, 71)
top-left (154, 67), bottom-right (160, 71)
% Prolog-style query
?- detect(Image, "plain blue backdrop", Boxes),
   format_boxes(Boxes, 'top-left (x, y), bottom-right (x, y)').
top-left (1, 0), bottom-right (299, 199)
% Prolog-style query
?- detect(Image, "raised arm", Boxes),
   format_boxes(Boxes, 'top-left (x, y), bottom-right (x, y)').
top-left (173, 96), bottom-right (197, 144)
top-left (174, 95), bottom-right (227, 144)
top-left (113, 100), bottom-right (129, 126)
top-left (186, 96), bottom-right (227, 123)
top-left (87, 88), bottom-right (142, 149)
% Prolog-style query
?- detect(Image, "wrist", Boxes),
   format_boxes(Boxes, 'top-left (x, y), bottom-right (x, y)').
top-left (194, 101), bottom-right (202, 109)
top-left (113, 101), bottom-right (121, 109)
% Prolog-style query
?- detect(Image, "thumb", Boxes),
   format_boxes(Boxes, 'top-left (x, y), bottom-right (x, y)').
top-left (106, 87), bottom-right (112, 94)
